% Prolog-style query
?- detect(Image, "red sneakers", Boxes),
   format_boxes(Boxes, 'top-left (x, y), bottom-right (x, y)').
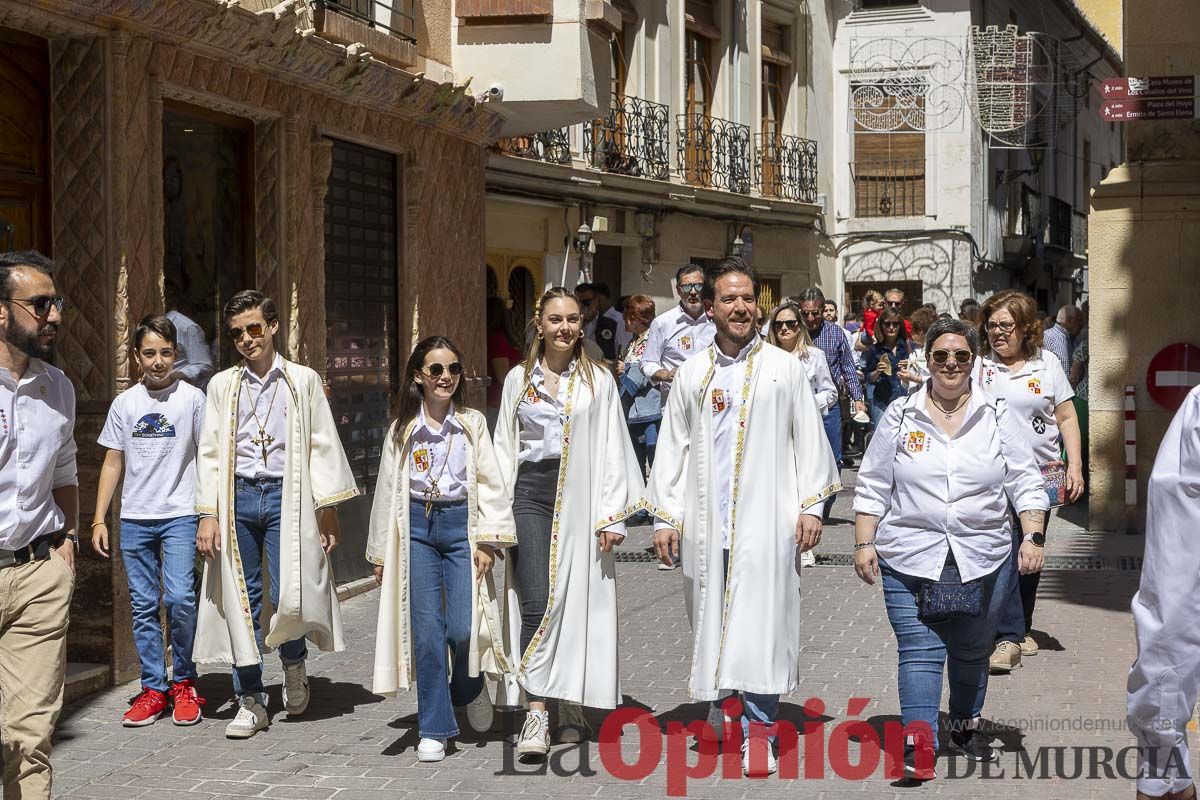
top-left (170, 680), bottom-right (205, 726)
top-left (122, 688), bottom-right (168, 727)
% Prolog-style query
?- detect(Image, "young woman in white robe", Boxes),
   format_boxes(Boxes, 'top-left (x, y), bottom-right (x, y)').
top-left (366, 336), bottom-right (516, 764)
top-left (493, 287), bottom-right (645, 758)
top-left (766, 301), bottom-right (837, 569)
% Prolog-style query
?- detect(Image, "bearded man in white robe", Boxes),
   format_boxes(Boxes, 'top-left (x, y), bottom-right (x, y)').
top-left (644, 257), bottom-right (840, 776)
top-left (194, 290), bottom-right (358, 740)
top-left (1128, 384), bottom-right (1200, 800)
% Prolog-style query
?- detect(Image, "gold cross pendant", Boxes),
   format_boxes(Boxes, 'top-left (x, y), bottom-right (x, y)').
top-left (423, 484), bottom-right (441, 517)
top-left (251, 431), bottom-right (276, 463)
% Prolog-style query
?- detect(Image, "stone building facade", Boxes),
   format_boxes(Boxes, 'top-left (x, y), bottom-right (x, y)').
top-left (0, 0), bottom-right (580, 689)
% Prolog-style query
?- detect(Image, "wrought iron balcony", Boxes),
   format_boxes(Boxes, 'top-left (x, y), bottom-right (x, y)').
top-left (676, 113), bottom-right (752, 194)
top-left (316, 0), bottom-right (416, 42)
top-left (493, 129), bottom-right (573, 165)
top-left (755, 133), bottom-right (818, 203)
top-left (583, 97), bottom-right (671, 180)
top-left (851, 158), bottom-right (926, 217)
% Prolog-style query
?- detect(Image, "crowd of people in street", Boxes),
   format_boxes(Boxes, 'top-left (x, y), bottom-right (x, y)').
top-left (2, 246), bottom-right (1190, 800)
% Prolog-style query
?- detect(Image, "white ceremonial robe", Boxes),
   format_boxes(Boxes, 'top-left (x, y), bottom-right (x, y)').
top-left (367, 407), bottom-right (517, 696)
top-left (493, 363), bottom-right (644, 709)
top-left (643, 341), bottom-right (841, 700)
top-left (193, 359), bottom-right (359, 666)
top-left (1128, 385), bottom-right (1200, 796)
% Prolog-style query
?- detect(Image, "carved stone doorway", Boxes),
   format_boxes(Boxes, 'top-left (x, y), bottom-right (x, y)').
top-left (0, 29), bottom-right (50, 254)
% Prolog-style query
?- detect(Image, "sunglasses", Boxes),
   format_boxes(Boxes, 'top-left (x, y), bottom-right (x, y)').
top-left (678, 282), bottom-right (704, 294)
top-left (6, 295), bottom-right (65, 317)
top-left (881, 321), bottom-right (901, 328)
top-left (800, 309), bottom-right (822, 318)
top-left (984, 320), bottom-right (1017, 333)
top-left (772, 319), bottom-right (801, 331)
top-left (423, 362), bottom-right (463, 378)
top-left (228, 322), bottom-right (268, 341)
top-left (884, 300), bottom-right (903, 308)
top-left (930, 349), bottom-right (974, 365)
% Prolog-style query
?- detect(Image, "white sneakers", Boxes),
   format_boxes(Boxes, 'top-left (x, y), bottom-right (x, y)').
top-left (557, 700), bottom-right (591, 743)
top-left (464, 685), bottom-right (494, 734)
top-left (516, 709), bottom-right (551, 757)
top-left (742, 739), bottom-right (778, 777)
top-left (225, 695), bottom-right (269, 739)
top-left (417, 737), bottom-right (446, 762)
top-left (282, 662), bottom-right (310, 717)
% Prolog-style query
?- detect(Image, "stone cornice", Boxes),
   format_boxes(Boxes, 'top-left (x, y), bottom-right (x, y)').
top-left (9, 0), bottom-right (504, 145)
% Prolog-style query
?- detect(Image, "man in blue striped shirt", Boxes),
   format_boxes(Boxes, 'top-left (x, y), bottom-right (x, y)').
top-left (796, 288), bottom-right (865, 471)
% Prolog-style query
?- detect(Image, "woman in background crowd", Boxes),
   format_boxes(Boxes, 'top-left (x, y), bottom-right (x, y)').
top-left (617, 294), bottom-right (661, 478)
top-left (864, 307), bottom-right (912, 426)
top-left (976, 290), bottom-right (1083, 675)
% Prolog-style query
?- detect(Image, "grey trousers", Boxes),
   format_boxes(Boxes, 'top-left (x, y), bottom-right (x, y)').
top-left (511, 458), bottom-right (560, 704)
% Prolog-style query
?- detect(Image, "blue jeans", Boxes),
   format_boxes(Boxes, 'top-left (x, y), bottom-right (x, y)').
top-left (822, 405), bottom-right (843, 466)
top-left (231, 477), bottom-right (308, 699)
top-left (880, 554), bottom-right (1014, 739)
top-left (409, 498), bottom-right (483, 739)
top-left (120, 516), bottom-right (200, 692)
top-left (996, 517), bottom-right (1041, 643)
top-left (710, 549), bottom-right (780, 742)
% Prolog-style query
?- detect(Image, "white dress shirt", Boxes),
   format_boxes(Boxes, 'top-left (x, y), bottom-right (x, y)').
top-left (796, 345), bottom-right (837, 414)
top-left (408, 404), bottom-right (468, 502)
top-left (0, 360), bottom-right (78, 550)
top-left (852, 382), bottom-right (1047, 582)
top-left (653, 338), bottom-right (756, 549)
top-left (976, 354), bottom-right (1074, 464)
top-left (236, 354), bottom-right (290, 479)
top-left (517, 360), bottom-right (626, 536)
top-left (165, 310), bottom-right (214, 388)
top-left (640, 304), bottom-right (717, 380)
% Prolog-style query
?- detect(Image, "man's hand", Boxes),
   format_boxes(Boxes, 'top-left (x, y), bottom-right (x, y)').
top-left (1018, 540), bottom-right (1044, 575)
top-left (653, 527), bottom-right (679, 566)
top-left (795, 514), bottom-right (822, 552)
top-left (53, 538), bottom-right (76, 575)
top-left (474, 544), bottom-right (496, 580)
top-left (854, 400), bottom-right (867, 417)
top-left (197, 516), bottom-right (221, 558)
top-left (373, 565), bottom-right (383, 586)
top-left (652, 368), bottom-right (675, 386)
top-left (319, 507), bottom-right (341, 554)
top-left (91, 523), bottom-right (110, 559)
top-left (599, 531), bottom-right (625, 553)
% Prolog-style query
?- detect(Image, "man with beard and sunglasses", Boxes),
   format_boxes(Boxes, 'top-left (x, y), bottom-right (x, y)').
top-left (0, 250), bottom-right (77, 799)
top-left (640, 265), bottom-right (717, 404)
top-left (643, 257), bottom-right (840, 776)
top-left (192, 290), bottom-right (358, 740)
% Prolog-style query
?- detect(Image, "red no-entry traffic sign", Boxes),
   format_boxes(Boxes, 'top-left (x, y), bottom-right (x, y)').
top-left (1147, 343), bottom-right (1200, 411)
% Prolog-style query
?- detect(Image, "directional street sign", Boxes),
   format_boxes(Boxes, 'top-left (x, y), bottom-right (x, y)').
top-left (1101, 75), bottom-right (1196, 100)
top-left (1101, 96), bottom-right (1199, 122)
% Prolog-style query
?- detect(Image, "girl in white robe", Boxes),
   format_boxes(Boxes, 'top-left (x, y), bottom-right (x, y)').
top-left (493, 287), bottom-right (645, 758)
top-left (366, 336), bottom-right (516, 764)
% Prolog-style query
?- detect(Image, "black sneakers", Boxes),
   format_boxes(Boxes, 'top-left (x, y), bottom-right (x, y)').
top-left (949, 729), bottom-right (997, 762)
top-left (902, 743), bottom-right (937, 781)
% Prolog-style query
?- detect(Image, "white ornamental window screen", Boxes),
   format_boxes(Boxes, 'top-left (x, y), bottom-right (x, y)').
top-left (966, 25), bottom-right (1083, 150)
top-left (848, 36), bottom-right (967, 133)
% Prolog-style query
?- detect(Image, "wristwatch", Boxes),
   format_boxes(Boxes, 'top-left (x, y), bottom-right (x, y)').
top-left (1023, 532), bottom-right (1045, 547)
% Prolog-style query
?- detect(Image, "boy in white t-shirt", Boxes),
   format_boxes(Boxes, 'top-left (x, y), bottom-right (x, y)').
top-left (92, 315), bottom-right (206, 727)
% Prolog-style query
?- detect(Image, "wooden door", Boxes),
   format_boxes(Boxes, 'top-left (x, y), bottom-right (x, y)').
top-left (0, 30), bottom-right (50, 253)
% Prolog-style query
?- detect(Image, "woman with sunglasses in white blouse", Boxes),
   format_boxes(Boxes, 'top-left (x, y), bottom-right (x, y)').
top-left (853, 317), bottom-right (1048, 781)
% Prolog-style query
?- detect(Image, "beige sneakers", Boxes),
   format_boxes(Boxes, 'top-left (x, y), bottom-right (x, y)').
top-left (1019, 634), bottom-right (1039, 656)
top-left (989, 641), bottom-right (1022, 673)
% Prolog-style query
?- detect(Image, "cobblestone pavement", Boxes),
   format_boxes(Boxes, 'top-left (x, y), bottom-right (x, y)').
top-left (52, 473), bottom-right (1145, 800)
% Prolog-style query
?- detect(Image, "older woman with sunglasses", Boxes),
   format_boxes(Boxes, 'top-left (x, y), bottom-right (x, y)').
top-left (975, 290), bottom-right (1082, 674)
top-left (853, 317), bottom-right (1047, 780)
top-left (767, 301), bottom-right (836, 566)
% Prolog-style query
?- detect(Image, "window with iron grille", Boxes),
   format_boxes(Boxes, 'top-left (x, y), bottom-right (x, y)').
top-left (851, 78), bottom-right (926, 217)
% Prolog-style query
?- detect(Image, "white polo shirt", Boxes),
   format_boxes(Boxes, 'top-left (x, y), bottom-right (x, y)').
top-left (976, 353), bottom-right (1074, 464)
top-left (407, 404), bottom-right (468, 502)
top-left (853, 383), bottom-right (1047, 581)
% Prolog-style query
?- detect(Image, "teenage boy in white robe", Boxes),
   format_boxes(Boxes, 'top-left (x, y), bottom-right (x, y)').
top-left (1128, 384), bottom-right (1200, 800)
top-left (193, 290), bottom-right (358, 739)
top-left (645, 257), bottom-right (841, 777)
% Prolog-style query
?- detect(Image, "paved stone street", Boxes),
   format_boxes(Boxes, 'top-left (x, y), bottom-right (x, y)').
top-left (51, 475), bottom-right (1146, 800)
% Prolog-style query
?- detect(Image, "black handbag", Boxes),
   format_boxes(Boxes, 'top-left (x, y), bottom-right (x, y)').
top-left (917, 579), bottom-right (983, 624)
